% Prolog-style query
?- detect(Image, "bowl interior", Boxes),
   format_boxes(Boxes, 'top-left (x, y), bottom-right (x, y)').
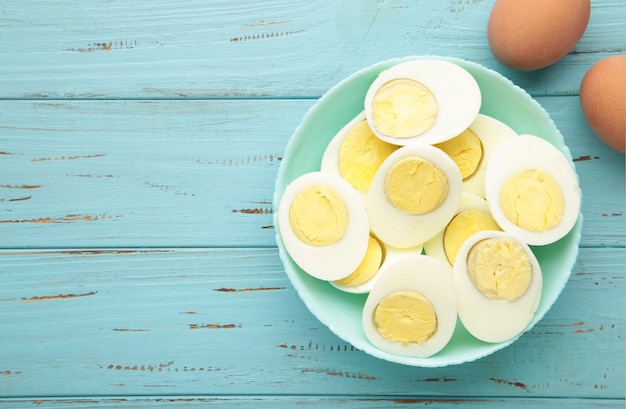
top-left (273, 56), bottom-right (582, 367)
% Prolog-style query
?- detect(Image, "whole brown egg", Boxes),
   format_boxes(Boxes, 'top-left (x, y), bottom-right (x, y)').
top-left (487, 0), bottom-right (590, 71)
top-left (579, 55), bottom-right (626, 153)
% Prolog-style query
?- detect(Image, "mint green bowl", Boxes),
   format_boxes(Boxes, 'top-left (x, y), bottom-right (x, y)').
top-left (273, 56), bottom-right (583, 367)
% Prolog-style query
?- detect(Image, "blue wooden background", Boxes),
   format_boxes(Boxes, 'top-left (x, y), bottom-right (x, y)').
top-left (1, 1), bottom-right (624, 407)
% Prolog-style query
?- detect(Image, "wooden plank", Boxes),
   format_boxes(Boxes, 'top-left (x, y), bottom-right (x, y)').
top-left (0, 397), bottom-right (623, 409)
top-left (0, 247), bottom-right (622, 398)
top-left (1, 98), bottom-right (624, 248)
top-left (0, 0), bottom-right (624, 99)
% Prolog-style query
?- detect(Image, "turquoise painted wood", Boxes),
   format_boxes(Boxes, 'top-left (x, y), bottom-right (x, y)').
top-left (1, 99), bottom-right (623, 248)
top-left (1, 0), bottom-right (624, 407)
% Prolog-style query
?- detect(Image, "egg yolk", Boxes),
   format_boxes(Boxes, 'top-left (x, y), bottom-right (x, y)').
top-left (499, 169), bottom-right (564, 232)
top-left (334, 235), bottom-right (384, 287)
top-left (373, 291), bottom-right (438, 345)
top-left (466, 237), bottom-right (532, 301)
top-left (371, 79), bottom-right (438, 139)
top-left (384, 156), bottom-right (449, 215)
top-left (444, 209), bottom-right (501, 265)
top-left (288, 185), bottom-right (348, 247)
top-left (338, 120), bottom-right (398, 191)
top-left (434, 128), bottom-right (483, 179)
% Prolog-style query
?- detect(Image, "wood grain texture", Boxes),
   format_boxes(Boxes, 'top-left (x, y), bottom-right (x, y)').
top-left (1, 99), bottom-right (624, 248)
top-left (0, 0), bottom-right (624, 406)
top-left (0, 0), bottom-right (624, 99)
top-left (0, 248), bottom-right (623, 398)
top-left (0, 397), bottom-right (624, 409)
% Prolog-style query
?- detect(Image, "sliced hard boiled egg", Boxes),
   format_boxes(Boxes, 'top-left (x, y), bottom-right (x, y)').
top-left (485, 134), bottom-right (581, 246)
top-left (276, 171), bottom-right (370, 281)
top-left (424, 192), bottom-right (501, 272)
top-left (367, 144), bottom-right (463, 248)
top-left (435, 113), bottom-right (518, 198)
top-left (321, 111), bottom-right (398, 200)
top-left (364, 59), bottom-right (481, 146)
top-left (453, 230), bottom-right (542, 343)
top-left (331, 238), bottom-right (424, 294)
top-left (362, 254), bottom-right (457, 358)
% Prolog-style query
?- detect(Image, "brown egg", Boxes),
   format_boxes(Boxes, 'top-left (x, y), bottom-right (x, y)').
top-left (580, 55), bottom-right (626, 153)
top-left (487, 0), bottom-right (590, 71)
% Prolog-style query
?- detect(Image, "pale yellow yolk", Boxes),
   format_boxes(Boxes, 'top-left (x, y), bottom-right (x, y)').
top-left (338, 120), bottom-right (398, 191)
top-left (444, 209), bottom-right (501, 265)
top-left (288, 185), bottom-right (348, 247)
top-left (371, 79), bottom-right (438, 139)
top-left (334, 235), bottom-right (384, 287)
top-left (499, 169), bottom-right (564, 232)
top-left (434, 128), bottom-right (483, 179)
top-left (373, 291), bottom-right (438, 345)
top-left (466, 237), bottom-right (532, 301)
top-left (384, 157), bottom-right (449, 215)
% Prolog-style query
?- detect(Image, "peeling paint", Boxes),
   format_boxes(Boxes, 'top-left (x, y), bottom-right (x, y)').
top-left (208, 153), bottom-right (282, 165)
top-left (573, 328), bottom-right (594, 334)
top-left (0, 249), bottom-right (170, 256)
top-left (489, 377), bottom-right (527, 390)
top-left (558, 321), bottom-right (585, 327)
top-left (31, 153), bottom-right (106, 162)
top-left (0, 184), bottom-right (41, 189)
top-left (7, 195), bottom-right (32, 201)
top-left (244, 20), bottom-right (292, 27)
top-left (104, 361), bottom-right (174, 372)
top-left (21, 291), bottom-right (97, 302)
top-left (2, 370), bottom-right (22, 375)
top-left (0, 213), bottom-right (121, 224)
top-left (232, 207), bottom-right (273, 215)
top-left (112, 328), bottom-right (150, 332)
top-left (279, 344), bottom-right (298, 350)
top-left (214, 286), bottom-right (284, 293)
top-left (301, 368), bottom-right (376, 380)
top-left (230, 30), bottom-right (304, 42)
top-left (66, 174), bottom-right (114, 178)
top-left (573, 155), bottom-right (601, 162)
top-left (419, 376), bottom-right (457, 382)
top-left (189, 323), bottom-right (241, 329)
top-left (63, 40), bottom-right (156, 53)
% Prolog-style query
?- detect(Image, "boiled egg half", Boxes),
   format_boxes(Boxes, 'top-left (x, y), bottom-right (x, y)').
top-left (364, 59), bottom-right (481, 146)
top-left (485, 134), bottom-right (581, 246)
top-left (367, 143), bottom-right (463, 248)
top-left (276, 171), bottom-right (370, 281)
top-left (362, 254), bottom-right (458, 358)
top-left (453, 230), bottom-right (542, 343)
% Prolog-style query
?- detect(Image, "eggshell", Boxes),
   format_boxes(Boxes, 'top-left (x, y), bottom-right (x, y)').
top-left (487, 0), bottom-right (590, 71)
top-left (579, 55), bottom-right (626, 153)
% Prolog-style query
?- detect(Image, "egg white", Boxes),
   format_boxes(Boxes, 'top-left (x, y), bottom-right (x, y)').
top-left (330, 242), bottom-right (424, 294)
top-left (276, 171), bottom-right (370, 281)
top-left (462, 114), bottom-right (519, 198)
top-left (364, 58), bottom-right (482, 146)
top-left (452, 230), bottom-right (542, 343)
top-left (367, 144), bottom-right (463, 249)
top-left (362, 254), bottom-right (457, 358)
top-left (423, 192), bottom-right (493, 272)
top-left (484, 134), bottom-right (581, 246)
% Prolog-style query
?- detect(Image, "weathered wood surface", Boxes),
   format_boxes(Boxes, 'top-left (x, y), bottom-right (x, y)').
top-left (0, 0), bottom-right (624, 407)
